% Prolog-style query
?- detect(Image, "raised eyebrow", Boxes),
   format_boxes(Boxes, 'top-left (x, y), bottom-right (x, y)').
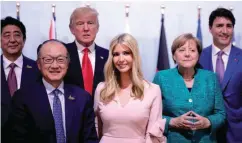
top-left (227, 24), bottom-right (233, 26)
top-left (2, 31), bottom-right (10, 35)
top-left (216, 23), bottom-right (224, 26)
top-left (13, 31), bottom-right (22, 34)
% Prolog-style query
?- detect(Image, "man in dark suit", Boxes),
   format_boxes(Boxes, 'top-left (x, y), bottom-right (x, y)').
top-left (199, 8), bottom-right (242, 143)
top-left (10, 39), bottom-right (98, 143)
top-left (65, 6), bottom-right (109, 97)
top-left (1, 16), bottom-right (39, 143)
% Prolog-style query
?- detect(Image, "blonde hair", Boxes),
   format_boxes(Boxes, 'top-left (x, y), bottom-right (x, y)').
top-left (100, 33), bottom-right (144, 102)
top-left (69, 6), bottom-right (99, 28)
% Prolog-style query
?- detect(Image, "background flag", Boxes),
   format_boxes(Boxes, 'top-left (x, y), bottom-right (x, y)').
top-left (125, 4), bottom-right (130, 33)
top-left (16, 2), bottom-right (20, 20)
top-left (196, 6), bottom-right (203, 47)
top-left (49, 4), bottom-right (56, 40)
top-left (157, 6), bottom-right (170, 71)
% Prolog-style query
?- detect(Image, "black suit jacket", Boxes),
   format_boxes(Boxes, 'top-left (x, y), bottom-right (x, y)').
top-left (9, 81), bottom-right (98, 143)
top-left (64, 42), bottom-right (109, 98)
top-left (1, 55), bottom-right (39, 143)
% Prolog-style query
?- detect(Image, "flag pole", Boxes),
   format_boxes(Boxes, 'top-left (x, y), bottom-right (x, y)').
top-left (197, 5), bottom-right (201, 19)
top-left (52, 4), bottom-right (56, 39)
top-left (49, 4), bottom-right (56, 39)
top-left (196, 5), bottom-right (203, 47)
top-left (16, 2), bottom-right (20, 20)
top-left (156, 4), bottom-right (170, 71)
top-left (125, 4), bottom-right (130, 33)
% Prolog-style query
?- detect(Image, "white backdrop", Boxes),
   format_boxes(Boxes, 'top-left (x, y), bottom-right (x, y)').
top-left (1, 1), bottom-right (242, 81)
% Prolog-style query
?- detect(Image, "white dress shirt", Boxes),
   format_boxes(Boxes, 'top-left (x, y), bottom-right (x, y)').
top-left (212, 44), bottom-right (231, 72)
top-left (3, 54), bottom-right (23, 89)
top-left (75, 40), bottom-right (95, 74)
top-left (42, 78), bottom-right (66, 137)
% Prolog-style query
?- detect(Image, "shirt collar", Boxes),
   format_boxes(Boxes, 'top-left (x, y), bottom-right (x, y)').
top-left (3, 54), bottom-right (23, 69)
top-left (75, 40), bottom-right (95, 53)
top-left (212, 43), bottom-right (231, 56)
top-left (42, 78), bottom-right (64, 95)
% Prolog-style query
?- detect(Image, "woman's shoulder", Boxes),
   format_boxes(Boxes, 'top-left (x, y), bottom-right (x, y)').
top-left (144, 81), bottom-right (161, 93)
top-left (95, 82), bottom-right (106, 93)
top-left (196, 68), bottom-right (217, 78)
top-left (143, 81), bottom-right (162, 100)
top-left (156, 68), bottom-right (175, 76)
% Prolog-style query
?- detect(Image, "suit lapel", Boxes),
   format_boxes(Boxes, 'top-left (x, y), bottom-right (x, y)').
top-left (63, 85), bottom-right (76, 140)
top-left (1, 55), bottom-right (11, 101)
top-left (35, 83), bottom-right (55, 131)
top-left (69, 42), bottom-right (84, 86)
top-left (206, 46), bottom-right (214, 71)
top-left (21, 56), bottom-right (32, 88)
top-left (222, 46), bottom-right (240, 91)
top-left (93, 45), bottom-right (105, 93)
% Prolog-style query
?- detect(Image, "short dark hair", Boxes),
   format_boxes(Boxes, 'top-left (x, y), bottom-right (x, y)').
top-left (37, 39), bottom-right (69, 58)
top-left (209, 8), bottom-right (235, 28)
top-left (1, 16), bottom-right (26, 41)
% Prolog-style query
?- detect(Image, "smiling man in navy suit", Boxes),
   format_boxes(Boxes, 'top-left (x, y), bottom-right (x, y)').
top-left (65, 6), bottom-right (108, 97)
top-left (1, 16), bottom-right (39, 143)
top-left (199, 8), bottom-right (242, 143)
top-left (10, 40), bottom-right (98, 143)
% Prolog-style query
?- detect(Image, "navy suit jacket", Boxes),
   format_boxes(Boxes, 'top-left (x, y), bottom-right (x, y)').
top-left (199, 45), bottom-right (242, 143)
top-left (64, 42), bottom-right (109, 97)
top-left (1, 55), bottom-right (39, 143)
top-left (9, 81), bottom-right (98, 143)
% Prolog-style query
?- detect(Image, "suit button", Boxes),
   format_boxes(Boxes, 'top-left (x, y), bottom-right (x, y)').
top-left (189, 99), bottom-right (193, 102)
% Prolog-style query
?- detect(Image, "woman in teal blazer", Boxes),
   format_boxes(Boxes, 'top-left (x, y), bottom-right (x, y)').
top-left (153, 33), bottom-right (225, 143)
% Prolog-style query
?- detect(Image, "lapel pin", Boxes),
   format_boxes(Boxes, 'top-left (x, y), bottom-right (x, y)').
top-left (26, 65), bottom-right (32, 68)
top-left (234, 58), bottom-right (237, 61)
top-left (68, 95), bottom-right (75, 100)
top-left (100, 56), bottom-right (104, 59)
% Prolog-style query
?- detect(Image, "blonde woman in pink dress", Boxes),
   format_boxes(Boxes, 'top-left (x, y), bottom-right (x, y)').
top-left (94, 33), bottom-right (166, 143)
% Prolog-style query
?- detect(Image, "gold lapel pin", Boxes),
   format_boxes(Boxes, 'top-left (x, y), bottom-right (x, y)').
top-left (26, 65), bottom-right (32, 68)
top-left (68, 95), bottom-right (75, 100)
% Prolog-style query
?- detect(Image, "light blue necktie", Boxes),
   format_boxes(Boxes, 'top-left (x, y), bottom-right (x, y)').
top-left (52, 89), bottom-right (66, 143)
top-left (216, 51), bottom-right (225, 84)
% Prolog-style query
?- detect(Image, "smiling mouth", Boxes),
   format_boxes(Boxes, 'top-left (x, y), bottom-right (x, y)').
top-left (50, 71), bottom-right (60, 74)
top-left (118, 65), bottom-right (127, 68)
top-left (8, 46), bottom-right (18, 48)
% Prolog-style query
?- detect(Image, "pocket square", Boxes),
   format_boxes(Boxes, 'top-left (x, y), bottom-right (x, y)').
top-left (68, 95), bottom-right (75, 100)
top-left (26, 65), bottom-right (32, 68)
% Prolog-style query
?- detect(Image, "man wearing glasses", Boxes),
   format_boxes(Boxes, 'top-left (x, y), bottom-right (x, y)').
top-left (10, 39), bottom-right (98, 143)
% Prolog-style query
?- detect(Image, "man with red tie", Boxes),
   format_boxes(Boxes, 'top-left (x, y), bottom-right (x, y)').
top-left (1, 16), bottom-right (39, 143)
top-left (65, 6), bottom-right (108, 98)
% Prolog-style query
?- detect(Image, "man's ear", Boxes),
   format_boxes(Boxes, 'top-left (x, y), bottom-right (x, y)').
top-left (37, 59), bottom-right (41, 71)
top-left (209, 26), bottom-right (212, 34)
top-left (69, 24), bottom-right (75, 35)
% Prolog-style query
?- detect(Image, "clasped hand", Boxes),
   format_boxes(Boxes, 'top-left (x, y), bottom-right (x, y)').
top-left (169, 111), bottom-right (211, 130)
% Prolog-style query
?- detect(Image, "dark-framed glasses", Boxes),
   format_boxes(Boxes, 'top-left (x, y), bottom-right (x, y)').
top-left (39, 56), bottom-right (69, 64)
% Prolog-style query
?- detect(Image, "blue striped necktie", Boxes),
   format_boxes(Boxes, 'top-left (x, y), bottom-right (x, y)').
top-left (52, 89), bottom-right (66, 143)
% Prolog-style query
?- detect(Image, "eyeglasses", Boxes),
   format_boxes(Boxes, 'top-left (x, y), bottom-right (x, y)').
top-left (39, 56), bottom-right (69, 64)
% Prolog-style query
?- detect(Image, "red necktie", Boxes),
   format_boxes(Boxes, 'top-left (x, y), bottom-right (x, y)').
top-left (82, 48), bottom-right (93, 95)
top-left (7, 63), bottom-right (17, 96)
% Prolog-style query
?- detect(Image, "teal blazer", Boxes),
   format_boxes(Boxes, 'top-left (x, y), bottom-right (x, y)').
top-left (153, 68), bottom-right (225, 143)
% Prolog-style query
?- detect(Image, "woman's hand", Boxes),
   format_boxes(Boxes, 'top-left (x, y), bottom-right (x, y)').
top-left (190, 111), bottom-right (211, 130)
top-left (169, 111), bottom-right (194, 130)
